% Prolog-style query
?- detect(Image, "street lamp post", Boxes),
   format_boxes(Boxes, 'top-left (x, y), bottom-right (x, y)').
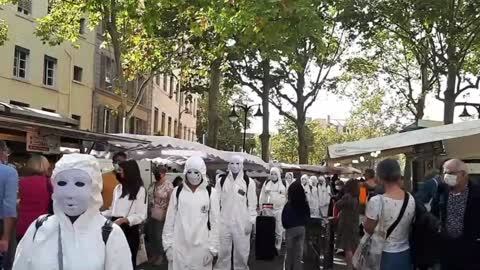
top-left (229, 104), bottom-right (263, 152)
top-left (457, 102), bottom-right (480, 120)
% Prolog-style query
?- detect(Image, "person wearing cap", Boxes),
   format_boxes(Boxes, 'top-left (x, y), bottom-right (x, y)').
top-left (259, 167), bottom-right (287, 253)
top-left (0, 141), bottom-right (17, 268)
top-left (162, 156), bottom-right (220, 270)
top-left (12, 154), bottom-right (132, 270)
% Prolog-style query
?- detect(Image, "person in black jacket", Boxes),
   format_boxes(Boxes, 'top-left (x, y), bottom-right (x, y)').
top-left (434, 159), bottom-right (480, 270)
top-left (282, 181), bottom-right (310, 270)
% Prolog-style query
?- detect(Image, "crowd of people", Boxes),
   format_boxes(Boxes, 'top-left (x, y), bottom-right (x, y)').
top-left (0, 138), bottom-right (479, 270)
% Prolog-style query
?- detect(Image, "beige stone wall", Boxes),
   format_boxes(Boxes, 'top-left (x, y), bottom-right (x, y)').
top-left (150, 75), bottom-right (198, 141)
top-left (0, 2), bottom-right (95, 129)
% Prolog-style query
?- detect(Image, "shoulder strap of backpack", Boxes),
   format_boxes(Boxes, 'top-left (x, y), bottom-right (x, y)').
top-left (206, 185), bottom-right (212, 231)
top-left (220, 175), bottom-right (227, 189)
top-left (243, 173), bottom-right (250, 188)
top-left (33, 214), bottom-right (52, 240)
top-left (102, 219), bottom-right (114, 245)
top-left (386, 192), bottom-right (410, 239)
top-left (175, 184), bottom-right (184, 210)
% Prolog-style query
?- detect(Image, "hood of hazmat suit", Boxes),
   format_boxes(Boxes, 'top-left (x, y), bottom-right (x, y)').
top-left (301, 174), bottom-right (309, 187)
top-left (318, 176), bottom-right (331, 211)
top-left (163, 156), bottom-right (220, 270)
top-left (13, 154), bottom-right (132, 270)
top-left (213, 155), bottom-right (258, 270)
top-left (285, 172), bottom-right (295, 185)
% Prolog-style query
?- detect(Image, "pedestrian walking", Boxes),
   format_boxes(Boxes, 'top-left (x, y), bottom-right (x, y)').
top-left (13, 154), bottom-right (132, 270)
top-left (214, 155), bottom-right (257, 270)
top-left (259, 167), bottom-right (287, 253)
top-left (282, 181), bottom-right (310, 270)
top-left (0, 141), bottom-right (18, 268)
top-left (362, 159), bottom-right (415, 270)
top-left (317, 176), bottom-right (331, 217)
top-left (16, 155), bottom-right (52, 242)
top-left (335, 179), bottom-right (360, 269)
top-left (436, 159), bottom-right (480, 270)
top-left (102, 160), bottom-right (147, 267)
top-left (162, 156), bottom-right (220, 270)
top-left (146, 165), bottom-right (173, 265)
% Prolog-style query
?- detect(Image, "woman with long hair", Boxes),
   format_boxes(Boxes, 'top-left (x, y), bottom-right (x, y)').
top-left (17, 155), bottom-right (53, 241)
top-left (335, 179), bottom-right (360, 269)
top-left (103, 160), bottom-right (147, 267)
top-left (282, 181), bottom-right (310, 270)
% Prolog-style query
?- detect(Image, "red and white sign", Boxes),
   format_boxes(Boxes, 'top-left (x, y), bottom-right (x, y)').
top-left (26, 128), bottom-right (60, 153)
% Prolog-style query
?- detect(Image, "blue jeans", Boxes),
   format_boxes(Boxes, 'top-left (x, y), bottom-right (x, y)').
top-left (380, 249), bottom-right (413, 270)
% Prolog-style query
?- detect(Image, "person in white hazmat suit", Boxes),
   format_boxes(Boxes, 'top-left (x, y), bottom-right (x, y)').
top-left (259, 167), bottom-right (286, 253)
top-left (13, 154), bottom-right (132, 270)
top-left (214, 155), bottom-right (257, 270)
top-left (162, 156), bottom-right (220, 270)
top-left (317, 176), bottom-right (331, 217)
top-left (300, 174), bottom-right (315, 217)
top-left (309, 176), bottom-right (320, 217)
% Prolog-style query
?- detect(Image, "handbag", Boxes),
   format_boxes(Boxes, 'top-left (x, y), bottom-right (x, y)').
top-left (353, 193), bottom-right (410, 270)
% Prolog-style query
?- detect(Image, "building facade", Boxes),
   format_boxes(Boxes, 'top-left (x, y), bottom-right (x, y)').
top-left (91, 26), bottom-right (152, 135)
top-left (0, 0), bottom-right (95, 129)
top-left (150, 74), bottom-right (198, 141)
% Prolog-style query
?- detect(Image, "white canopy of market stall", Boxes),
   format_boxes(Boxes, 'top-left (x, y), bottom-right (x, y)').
top-left (328, 119), bottom-right (480, 163)
top-left (106, 134), bottom-right (269, 171)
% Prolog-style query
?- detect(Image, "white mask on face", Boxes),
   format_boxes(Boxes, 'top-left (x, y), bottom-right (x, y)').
top-left (286, 174), bottom-right (293, 184)
top-left (301, 176), bottom-right (308, 186)
top-left (228, 156), bottom-right (243, 175)
top-left (444, 174), bottom-right (458, 187)
top-left (53, 169), bottom-right (92, 217)
top-left (336, 185), bottom-right (343, 191)
top-left (186, 169), bottom-right (202, 186)
top-left (270, 172), bottom-right (278, 182)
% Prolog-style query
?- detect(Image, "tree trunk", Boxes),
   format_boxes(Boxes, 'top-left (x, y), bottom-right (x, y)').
top-left (416, 62), bottom-right (429, 120)
top-left (206, 58), bottom-right (222, 148)
top-left (260, 59), bottom-right (271, 162)
top-left (297, 112), bottom-right (308, 164)
top-left (444, 60), bottom-right (457, 124)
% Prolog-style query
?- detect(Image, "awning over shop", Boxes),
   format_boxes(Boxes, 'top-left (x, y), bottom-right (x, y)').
top-left (272, 162), bottom-right (361, 175)
top-left (328, 119), bottom-right (480, 161)
top-left (0, 115), bottom-right (149, 144)
top-left (108, 134), bottom-right (269, 171)
top-left (0, 102), bottom-right (79, 126)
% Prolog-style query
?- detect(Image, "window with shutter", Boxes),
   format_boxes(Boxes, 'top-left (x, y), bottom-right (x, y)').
top-left (17, 0), bottom-right (32, 15)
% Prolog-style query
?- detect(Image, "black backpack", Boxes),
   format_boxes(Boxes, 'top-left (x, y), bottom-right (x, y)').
top-left (219, 173), bottom-right (250, 207)
top-left (33, 215), bottom-right (113, 245)
top-left (176, 184), bottom-right (213, 230)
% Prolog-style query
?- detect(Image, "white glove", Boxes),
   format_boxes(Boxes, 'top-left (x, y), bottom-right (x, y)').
top-left (203, 252), bottom-right (214, 266)
top-left (166, 248), bottom-right (173, 262)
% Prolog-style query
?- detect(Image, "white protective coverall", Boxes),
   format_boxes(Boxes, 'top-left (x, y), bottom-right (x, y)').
top-left (317, 176), bottom-right (331, 217)
top-left (162, 156), bottom-right (220, 270)
top-left (259, 167), bottom-right (286, 251)
top-left (300, 175), bottom-right (315, 217)
top-left (214, 155), bottom-right (257, 270)
top-left (309, 176), bottom-right (320, 217)
top-left (13, 154), bottom-right (132, 270)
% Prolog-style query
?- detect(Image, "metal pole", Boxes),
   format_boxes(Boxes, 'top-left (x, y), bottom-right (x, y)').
top-left (242, 106), bottom-right (248, 152)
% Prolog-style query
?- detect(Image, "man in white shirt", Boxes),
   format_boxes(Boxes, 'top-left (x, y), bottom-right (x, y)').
top-left (214, 156), bottom-right (257, 270)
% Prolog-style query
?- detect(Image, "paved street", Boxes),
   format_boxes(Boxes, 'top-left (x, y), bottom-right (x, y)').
top-left (139, 248), bottom-right (347, 270)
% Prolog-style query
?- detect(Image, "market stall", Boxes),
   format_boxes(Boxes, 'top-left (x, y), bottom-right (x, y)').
top-left (327, 119), bottom-right (480, 188)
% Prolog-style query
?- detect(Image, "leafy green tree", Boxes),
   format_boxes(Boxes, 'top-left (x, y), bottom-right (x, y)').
top-left (16, 0), bottom-right (180, 132)
top-left (196, 86), bottom-right (256, 152)
top-left (341, 0), bottom-right (480, 124)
